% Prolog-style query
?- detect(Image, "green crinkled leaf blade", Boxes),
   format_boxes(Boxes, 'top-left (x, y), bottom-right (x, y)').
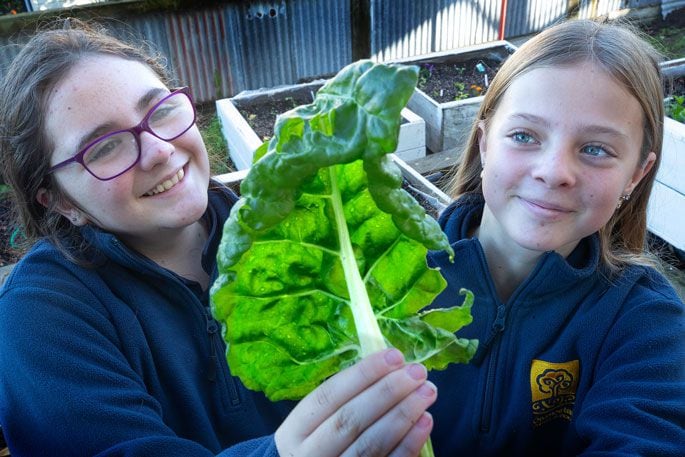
top-left (211, 60), bottom-right (476, 401)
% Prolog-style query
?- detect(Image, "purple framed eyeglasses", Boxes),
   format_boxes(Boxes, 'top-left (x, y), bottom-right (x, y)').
top-left (48, 87), bottom-right (196, 181)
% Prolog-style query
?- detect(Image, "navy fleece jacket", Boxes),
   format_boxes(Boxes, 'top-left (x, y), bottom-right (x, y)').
top-left (0, 186), bottom-right (294, 457)
top-left (427, 194), bottom-right (685, 456)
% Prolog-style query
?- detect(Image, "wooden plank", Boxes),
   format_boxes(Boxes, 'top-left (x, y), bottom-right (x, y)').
top-left (406, 148), bottom-right (462, 175)
top-left (215, 98), bottom-right (261, 170)
top-left (441, 100), bottom-right (481, 152)
top-left (659, 117), bottom-right (685, 194)
top-left (408, 90), bottom-right (442, 153)
top-left (647, 180), bottom-right (685, 251)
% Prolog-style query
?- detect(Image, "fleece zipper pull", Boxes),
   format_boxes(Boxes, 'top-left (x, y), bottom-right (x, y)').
top-left (472, 304), bottom-right (507, 365)
top-left (206, 316), bottom-right (219, 382)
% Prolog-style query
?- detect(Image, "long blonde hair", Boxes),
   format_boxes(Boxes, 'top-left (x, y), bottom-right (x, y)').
top-left (448, 18), bottom-right (664, 272)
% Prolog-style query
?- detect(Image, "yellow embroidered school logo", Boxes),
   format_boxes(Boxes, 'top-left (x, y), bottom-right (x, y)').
top-left (530, 359), bottom-right (579, 428)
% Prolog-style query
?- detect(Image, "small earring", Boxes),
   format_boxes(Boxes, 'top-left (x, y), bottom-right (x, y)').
top-left (616, 194), bottom-right (631, 210)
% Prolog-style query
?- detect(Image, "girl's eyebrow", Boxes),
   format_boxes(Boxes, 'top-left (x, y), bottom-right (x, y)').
top-left (136, 87), bottom-right (168, 112)
top-left (578, 124), bottom-right (630, 141)
top-left (76, 87), bottom-right (169, 151)
top-left (508, 112), bottom-right (630, 140)
top-left (508, 112), bottom-right (551, 128)
top-left (76, 123), bottom-right (115, 152)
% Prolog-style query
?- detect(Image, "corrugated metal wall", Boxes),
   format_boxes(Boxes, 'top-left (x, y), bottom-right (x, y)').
top-left (123, 1), bottom-right (353, 104)
top-left (0, 0), bottom-right (352, 104)
top-left (370, 0), bottom-right (501, 61)
top-left (0, 0), bottom-right (673, 103)
top-left (371, 0), bottom-right (630, 61)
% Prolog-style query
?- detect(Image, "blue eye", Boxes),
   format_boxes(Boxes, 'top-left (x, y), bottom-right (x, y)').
top-left (582, 144), bottom-right (609, 157)
top-left (511, 131), bottom-right (536, 144)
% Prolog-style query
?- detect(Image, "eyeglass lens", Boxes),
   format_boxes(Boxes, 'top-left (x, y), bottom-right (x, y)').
top-left (83, 92), bottom-right (195, 180)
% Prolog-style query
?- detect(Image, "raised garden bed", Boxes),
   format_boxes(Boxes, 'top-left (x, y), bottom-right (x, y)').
top-left (216, 81), bottom-right (426, 170)
top-left (647, 72), bottom-right (685, 252)
top-left (390, 40), bottom-right (517, 155)
top-left (648, 116), bottom-right (685, 251)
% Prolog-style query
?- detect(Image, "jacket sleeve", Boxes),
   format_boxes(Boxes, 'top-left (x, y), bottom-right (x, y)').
top-left (0, 273), bottom-right (277, 457)
top-left (574, 281), bottom-right (685, 456)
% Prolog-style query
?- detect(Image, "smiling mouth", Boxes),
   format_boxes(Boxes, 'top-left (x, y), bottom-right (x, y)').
top-left (144, 168), bottom-right (185, 197)
top-left (520, 197), bottom-right (574, 214)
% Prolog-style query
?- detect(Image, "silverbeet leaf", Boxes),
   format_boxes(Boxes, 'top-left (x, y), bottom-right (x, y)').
top-left (210, 60), bottom-right (477, 401)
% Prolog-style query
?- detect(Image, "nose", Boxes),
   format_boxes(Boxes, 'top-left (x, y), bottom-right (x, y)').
top-left (138, 131), bottom-right (175, 171)
top-left (531, 144), bottom-right (578, 188)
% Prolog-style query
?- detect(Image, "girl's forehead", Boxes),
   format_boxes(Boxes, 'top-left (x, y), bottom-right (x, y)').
top-left (55, 55), bottom-right (164, 98)
top-left (47, 56), bottom-right (166, 120)
top-left (501, 62), bottom-right (634, 109)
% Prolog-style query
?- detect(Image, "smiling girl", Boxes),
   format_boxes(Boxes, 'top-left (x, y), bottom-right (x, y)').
top-left (427, 19), bottom-right (685, 455)
top-left (0, 19), bottom-right (435, 457)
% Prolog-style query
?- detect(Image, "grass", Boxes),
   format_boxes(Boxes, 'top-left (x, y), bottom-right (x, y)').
top-left (196, 103), bottom-right (235, 176)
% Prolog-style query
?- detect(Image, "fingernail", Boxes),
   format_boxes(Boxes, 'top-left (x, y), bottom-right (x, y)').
top-left (384, 348), bottom-right (404, 367)
top-left (417, 412), bottom-right (433, 430)
top-left (406, 363), bottom-right (427, 380)
top-left (417, 381), bottom-right (437, 398)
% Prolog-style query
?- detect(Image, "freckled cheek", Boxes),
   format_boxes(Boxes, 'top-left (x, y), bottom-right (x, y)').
top-left (586, 183), bottom-right (618, 206)
top-left (482, 171), bottom-right (508, 199)
top-left (181, 129), bottom-right (207, 154)
top-left (583, 190), bottom-right (620, 224)
top-left (85, 182), bottom-right (131, 210)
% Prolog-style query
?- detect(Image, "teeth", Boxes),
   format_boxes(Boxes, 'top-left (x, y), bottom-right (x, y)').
top-left (144, 168), bottom-right (185, 196)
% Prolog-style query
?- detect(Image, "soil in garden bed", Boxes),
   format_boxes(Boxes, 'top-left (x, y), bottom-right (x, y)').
top-left (238, 94), bottom-right (316, 141)
top-left (415, 56), bottom-right (503, 104)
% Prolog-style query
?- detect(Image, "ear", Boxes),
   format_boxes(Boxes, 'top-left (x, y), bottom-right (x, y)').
top-left (36, 187), bottom-right (88, 226)
top-left (624, 151), bottom-right (657, 195)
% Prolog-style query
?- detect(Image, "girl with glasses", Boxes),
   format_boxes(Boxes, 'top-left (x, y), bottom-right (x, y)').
top-left (0, 19), bottom-right (434, 457)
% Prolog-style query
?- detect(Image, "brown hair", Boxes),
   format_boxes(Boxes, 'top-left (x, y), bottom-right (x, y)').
top-left (0, 18), bottom-right (172, 263)
top-left (448, 18), bottom-right (664, 272)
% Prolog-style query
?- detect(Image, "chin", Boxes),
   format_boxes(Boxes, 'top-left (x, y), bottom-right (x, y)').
top-left (174, 194), bottom-right (209, 226)
top-left (511, 230), bottom-right (575, 254)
